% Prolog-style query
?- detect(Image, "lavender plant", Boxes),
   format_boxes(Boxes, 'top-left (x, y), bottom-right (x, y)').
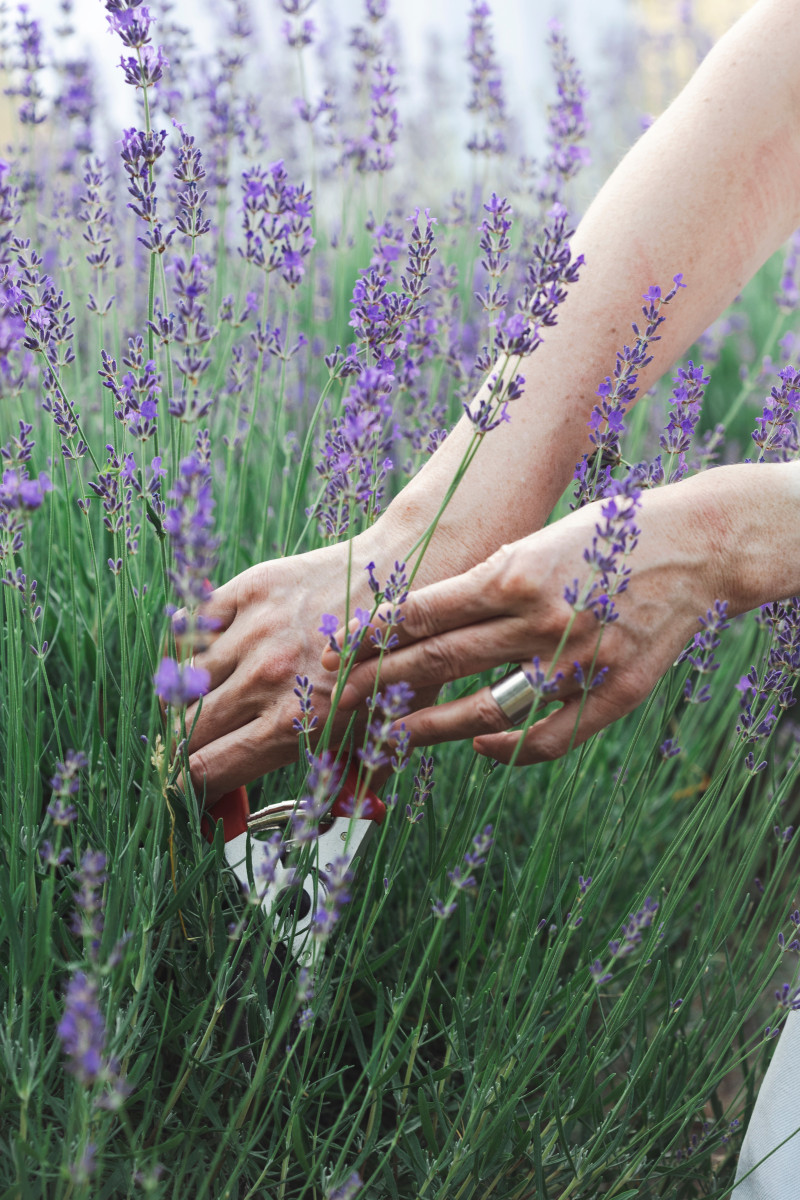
top-left (0, 2), bottom-right (799, 1198)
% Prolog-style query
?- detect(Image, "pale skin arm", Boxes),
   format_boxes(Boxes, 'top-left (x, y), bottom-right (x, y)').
top-left (331, 463), bottom-right (800, 764)
top-left (182, 0), bottom-right (800, 801)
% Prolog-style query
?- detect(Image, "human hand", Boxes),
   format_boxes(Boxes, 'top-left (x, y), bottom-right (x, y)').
top-left (172, 518), bottom-right (448, 804)
top-left (327, 474), bottom-right (733, 765)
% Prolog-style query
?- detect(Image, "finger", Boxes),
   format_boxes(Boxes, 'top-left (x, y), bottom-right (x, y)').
top-left (188, 622), bottom-right (246, 692)
top-left (184, 716), bottom-right (284, 805)
top-left (336, 617), bottom-right (552, 710)
top-left (180, 667), bottom-right (268, 753)
top-left (321, 559), bottom-right (509, 669)
top-left (473, 692), bottom-right (607, 765)
top-left (398, 681), bottom-right (571, 748)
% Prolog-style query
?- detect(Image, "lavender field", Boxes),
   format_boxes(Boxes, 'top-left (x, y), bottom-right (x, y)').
top-left (1, 0), bottom-right (798, 1196)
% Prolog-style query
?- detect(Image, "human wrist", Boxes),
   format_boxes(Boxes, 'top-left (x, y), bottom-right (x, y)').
top-left (352, 497), bottom-right (466, 593)
top-left (686, 462), bottom-right (800, 617)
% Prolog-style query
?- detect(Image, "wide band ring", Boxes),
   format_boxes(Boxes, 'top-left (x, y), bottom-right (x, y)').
top-left (489, 668), bottom-right (538, 727)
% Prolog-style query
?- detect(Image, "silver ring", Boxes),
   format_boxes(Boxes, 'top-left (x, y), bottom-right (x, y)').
top-left (489, 668), bottom-right (537, 726)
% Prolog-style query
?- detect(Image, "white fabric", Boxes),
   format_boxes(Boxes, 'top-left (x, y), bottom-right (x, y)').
top-left (735, 1011), bottom-right (800, 1196)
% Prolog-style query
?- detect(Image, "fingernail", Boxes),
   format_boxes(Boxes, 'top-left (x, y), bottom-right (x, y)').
top-left (338, 683), bottom-right (357, 709)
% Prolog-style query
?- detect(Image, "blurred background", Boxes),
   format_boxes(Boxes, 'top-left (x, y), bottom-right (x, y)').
top-left (0, 0), bottom-right (756, 165)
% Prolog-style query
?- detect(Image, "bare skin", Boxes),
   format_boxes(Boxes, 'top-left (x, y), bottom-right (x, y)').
top-left (330, 463), bottom-right (800, 764)
top-left (180, 0), bottom-right (800, 802)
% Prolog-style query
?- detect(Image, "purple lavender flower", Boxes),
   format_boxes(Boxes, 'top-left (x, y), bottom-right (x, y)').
top-left (78, 159), bottom-right (116, 318)
top-left (612, 896), bottom-right (659, 957)
top-left (466, 1), bottom-right (507, 157)
top-left (0, 466), bottom-right (52, 510)
top-left (475, 194), bottom-right (512, 331)
top-left (72, 850), bottom-right (108, 959)
top-left (537, 21), bottom-right (590, 208)
top-left (464, 204), bottom-right (582, 435)
top-left (358, 683), bottom-right (414, 773)
top-left (774, 982), bottom-right (800, 1011)
top-left (659, 737), bottom-right (681, 760)
top-left (106, 5), bottom-right (153, 48)
top-left (565, 469), bottom-right (642, 626)
top-left (521, 657), bottom-right (564, 709)
top-left (319, 613), bottom-right (340, 640)
top-left (590, 959), bottom-right (613, 985)
top-left (751, 365), bottom-right (800, 462)
top-left (349, 0), bottom-right (386, 90)
top-left (368, 560), bottom-right (409, 650)
top-left (573, 277), bottom-right (686, 507)
top-left (58, 973), bottom-right (127, 1108)
top-left (571, 661), bottom-right (608, 692)
top-left (168, 254), bottom-right (216, 409)
top-left (776, 228), bottom-right (800, 312)
top-left (240, 160), bottom-right (315, 286)
top-left (47, 749), bottom-right (88, 823)
top-left (736, 597), bottom-right (800, 748)
top-left (292, 752), bottom-right (341, 843)
top-left (435, 826), bottom-right (494, 916)
top-left (8, 7), bottom-right (46, 127)
top-left (120, 127), bottom-right (174, 257)
top-left (0, 426), bottom-right (52, 562)
top-left (118, 44), bottom-right (169, 90)
top-left (56, 55), bottom-right (95, 163)
top-left (679, 600), bottom-right (729, 705)
top-left (432, 898), bottom-right (457, 920)
top-left (172, 123), bottom-right (212, 243)
top-left (447, 824), bottom-right (494, 892)
top-left (312, 366), bottom-right (396, 537)
top-left (289, 674), bottom-right (318, 739)
top-left (39, 840), bottom-right (72, 868)
top-left (58, 972), bottom-right (107, 1084)
top-left (311, 854), bottom-right (354, 942)
top-left (407, 753), bottom-right (435, 823)
top-left (153, 657), bottom-right (210, 706)
top-left (254, 830), bottom-right (284, 897)
top-left (163, 443), bottom-right (219, 610)
top-left (514, 203), bottom-right (583, 347)
top-left (88, 446), bottom-right (124, 537)
top-left (364, 59), bottom-right (399, 173)
top-left (282, 16), bottom-right (316, 49)
top-left (659, 360), bottom-right (709, 483)
top-left (326, 1172), bottom-right (362, 1200)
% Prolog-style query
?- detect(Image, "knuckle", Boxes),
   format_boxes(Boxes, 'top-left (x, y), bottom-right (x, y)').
top-left (188, 748), bottom-right (210, 797)
top-left (488, 543), bottom-right (523, 596)
top-left (476, 688), bottom-right (513, 733)
top-left (487, 543), bottom-right (545, 611)
top-left (423, 636), bottom-right (461, 682)
top-left (404, 592), bottom-right (439, 640)
top-left (252, 645), bottom-right (297, 691)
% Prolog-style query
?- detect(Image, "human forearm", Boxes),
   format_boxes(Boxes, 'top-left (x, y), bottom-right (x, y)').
top-left (378, 0), bottom-right (800, 580)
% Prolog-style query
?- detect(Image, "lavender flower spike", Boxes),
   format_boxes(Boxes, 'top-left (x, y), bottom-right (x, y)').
top-left (326, 1173), bottom-right (363, 1200)
top-left (57, 971), bottom-right (109, 1086)
top-left (154, 657), bottom-right (210, 706)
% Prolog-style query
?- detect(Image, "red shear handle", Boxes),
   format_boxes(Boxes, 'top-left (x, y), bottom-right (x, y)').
top-left (330, 766), bottom-right (386, 824)
top-left (203, 764), bottom-right (386, 845)
top-left (201, 786), bottom-right (249, 843)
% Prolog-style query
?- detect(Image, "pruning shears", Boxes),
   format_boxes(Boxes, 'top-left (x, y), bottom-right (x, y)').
top-left (202, 767), bottom-right (386, 973)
